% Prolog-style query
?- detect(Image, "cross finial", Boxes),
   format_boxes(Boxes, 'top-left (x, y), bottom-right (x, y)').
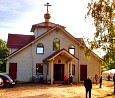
top-left (44, 2), bottom-right (51, 13)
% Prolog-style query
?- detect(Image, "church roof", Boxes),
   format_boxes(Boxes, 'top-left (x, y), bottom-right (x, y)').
top-left (6, 26), bottom-right (85, 50)
top-left (31, 22), bottom-right (65, 32)
top-left (7, 34), bottom-right (35, 48)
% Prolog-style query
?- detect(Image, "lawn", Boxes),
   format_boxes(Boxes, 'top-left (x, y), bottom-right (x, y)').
top-left (0, 71), bottom-right (6, 74)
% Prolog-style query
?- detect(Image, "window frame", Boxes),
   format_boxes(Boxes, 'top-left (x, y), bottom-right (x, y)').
top-left (53, 38), bottom-right (60, 51)
top-left (69, 64), bottom-right (75, 75)
top-left (36, 63), bottom-right (43, 75)
top-left (36, 43), bottom-right (44, 54)
top-left (68, 44), bottom-right (75, 55)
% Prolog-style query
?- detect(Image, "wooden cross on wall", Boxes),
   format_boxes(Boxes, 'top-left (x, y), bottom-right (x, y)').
top-left (44, 2), bottom-right (52, 13)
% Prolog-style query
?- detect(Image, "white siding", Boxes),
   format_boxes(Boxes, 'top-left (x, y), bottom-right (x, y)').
top-left (6, 27), bottom-right (101, 83)
top-left (7, 46), bottom-right (33, 82)
top-left (79, 47), bottom-right (101, 82)
top-left (34, 28), bottom-right (50, 38)
top-left (32, 29), bottom-right (80, 82)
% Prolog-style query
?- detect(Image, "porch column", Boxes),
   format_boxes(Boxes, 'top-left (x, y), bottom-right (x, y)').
top-left (70, 60), bottom-right (72, 75)
top-left (50, 60), bottom-right (54, 84)
top-left (48, 62), bottom-right (51, 80)
top-left (67, 62), bottom-right (69, 78)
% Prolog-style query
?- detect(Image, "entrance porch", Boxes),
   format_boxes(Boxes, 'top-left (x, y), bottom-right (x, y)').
top-left (43, 48), bottom-right (78, 84)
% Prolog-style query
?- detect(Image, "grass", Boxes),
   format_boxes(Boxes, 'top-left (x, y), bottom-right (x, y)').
top-left (0, 71), bottom-right (6, 74)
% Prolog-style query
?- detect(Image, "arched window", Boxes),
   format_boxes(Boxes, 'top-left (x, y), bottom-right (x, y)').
top-left (69, 44), bottom-right (75, 55)
top-left (53, 38), bottom-right (60, 50)
top-left (36, 43), bottom-right (44, 54)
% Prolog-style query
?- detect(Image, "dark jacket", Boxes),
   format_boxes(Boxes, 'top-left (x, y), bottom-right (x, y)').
top-left (113, 75), bottom-right (115, 82)
top-left (99, 76), bottom-right (102, 83)
top-left (84, 79), bottom-right (92, 90)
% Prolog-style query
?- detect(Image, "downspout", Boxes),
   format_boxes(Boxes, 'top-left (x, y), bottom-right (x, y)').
top-left (31, 43), bottom-right (34, 77)
top-left (78, 45), bottom-right (80, 82)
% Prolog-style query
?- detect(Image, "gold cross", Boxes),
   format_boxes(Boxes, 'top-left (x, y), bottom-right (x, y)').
top-left (44, 3), bottom-right (52, 13)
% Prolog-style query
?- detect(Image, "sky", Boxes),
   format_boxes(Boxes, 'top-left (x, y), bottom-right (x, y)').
top-left (0, 0), bottom-right (105, 57)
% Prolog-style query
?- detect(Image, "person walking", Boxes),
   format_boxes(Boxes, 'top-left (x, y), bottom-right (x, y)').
top-left (69, 74), bottom-right (73, 86)
top-left (108, 74), bottom-right (111, 81)
top-left (99, 76), bottom-right (102, 88)
top-left (64, 75), bottom-right (68, 84)
top-left (84, 76), bottom-right (92, 98)
top-left (94, 74), bottom-right (99, 85)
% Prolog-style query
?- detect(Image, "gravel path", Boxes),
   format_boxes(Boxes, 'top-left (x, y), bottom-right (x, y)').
top-left (0, 80), bottom-right (115, 98)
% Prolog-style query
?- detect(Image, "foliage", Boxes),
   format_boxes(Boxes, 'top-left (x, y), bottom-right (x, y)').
top-left (0, 39), bottom-right (9, 71)
top-left (86, 0), bottom-right (115, 70)
top-left (103, 48), bottom-right (115, 69)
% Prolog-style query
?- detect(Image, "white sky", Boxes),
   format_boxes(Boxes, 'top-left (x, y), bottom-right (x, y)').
top-left (0, 0), bottom-right (95, 40)
top-left (0, 0), bottom-right (105, 57)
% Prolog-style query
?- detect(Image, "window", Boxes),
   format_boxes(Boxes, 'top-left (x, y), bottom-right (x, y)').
top-left (53, 38), bottom-right (60, 50)
top-left (69, 44), bottom-right (75, 55)
top-left (36, 43), bottom-right (44, 54)
top-left (36, 63), bottom-right (43, 75)
top-left (69, 64), bottom-right (75, 75)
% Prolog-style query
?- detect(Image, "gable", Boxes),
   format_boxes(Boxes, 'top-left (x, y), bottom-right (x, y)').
top-left (32, 25), bottom-right (84, 47)
top-left (43, 48), bottom-right (79, 62)
top-left (80, 45), bottom-right (103, 62)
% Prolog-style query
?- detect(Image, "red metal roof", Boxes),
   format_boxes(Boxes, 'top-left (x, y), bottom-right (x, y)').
top-left (7, 34), bottom-right (35, 48)
top-left (31, 22), bottom-right (65, 32)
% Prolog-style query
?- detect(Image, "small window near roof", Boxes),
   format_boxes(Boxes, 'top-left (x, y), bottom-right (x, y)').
top-left (53, 38), bottom-right (60, 50)
top-left (69, 44), bottom-right (75, 55)
top-left (36, 43), bottom-right (44, 54)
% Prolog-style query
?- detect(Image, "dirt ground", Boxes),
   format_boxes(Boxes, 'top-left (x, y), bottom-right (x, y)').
top-left (0, 80), bottom-right (115, 98)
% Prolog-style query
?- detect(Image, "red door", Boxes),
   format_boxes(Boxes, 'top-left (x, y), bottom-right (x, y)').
top-left (80, 65), bottom-right (87, 81)
top-left (9, 63), bottom-right (17, 79)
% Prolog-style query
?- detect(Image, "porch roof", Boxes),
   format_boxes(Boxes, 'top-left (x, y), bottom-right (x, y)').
top-left (43, 48), bottom-right (79, 62)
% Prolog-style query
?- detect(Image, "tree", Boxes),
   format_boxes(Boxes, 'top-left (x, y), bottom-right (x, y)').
top-left (0, 39), bottom-right (9, 72)
top-left (103, 48), bottom-right (115, 69)
top-left (86, 0), bottom-right (115, 70)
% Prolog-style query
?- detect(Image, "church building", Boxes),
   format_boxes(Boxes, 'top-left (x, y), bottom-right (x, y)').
top-left (6, 3), bottom-right (102, 84)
